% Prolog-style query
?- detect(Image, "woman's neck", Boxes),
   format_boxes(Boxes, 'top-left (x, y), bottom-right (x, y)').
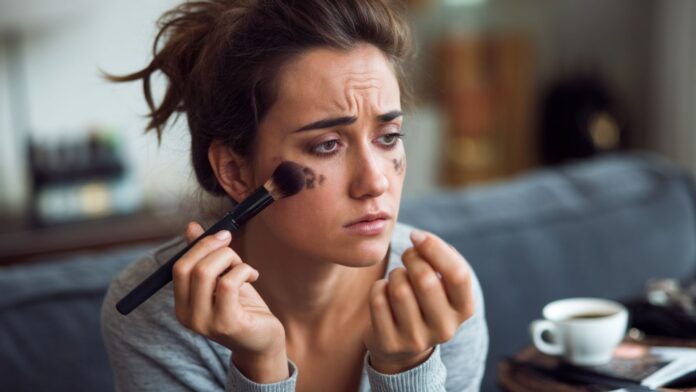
top-left (232, 222), bottom-right (387, 344)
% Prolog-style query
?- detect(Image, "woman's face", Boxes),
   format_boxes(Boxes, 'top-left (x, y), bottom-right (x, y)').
top-left (246, 43), bottom-right (406, 267)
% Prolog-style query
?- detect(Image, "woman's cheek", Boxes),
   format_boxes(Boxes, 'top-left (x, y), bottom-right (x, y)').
top-left (270, 163), bottom-right (334, 219)
top-left (392, 156), bottom-right (406, 177)
top-left (301, 165), bottom-right (326, 190)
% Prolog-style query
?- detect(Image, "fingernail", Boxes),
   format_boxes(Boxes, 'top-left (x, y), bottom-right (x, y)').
top-left (410, 230), bottom-right (426, 245)
top-left (215, 230), bottom-right (231, 241)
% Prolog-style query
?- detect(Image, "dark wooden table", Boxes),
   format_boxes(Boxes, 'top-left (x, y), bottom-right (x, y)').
top-left (0, 209), bottom-right (184, 265)
top-left (498, 337), bottom-right (696, 392)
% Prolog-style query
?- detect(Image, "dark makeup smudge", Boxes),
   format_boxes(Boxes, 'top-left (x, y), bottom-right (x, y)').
top-left (393, 158), bottom-right (404, 174)
top-left (303, 166), bottom-right (316, 189)
top-left (318, 174), bottom-right (325, 185)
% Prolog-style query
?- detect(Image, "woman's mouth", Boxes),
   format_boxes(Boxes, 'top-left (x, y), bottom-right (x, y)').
top-left (343, 212), bottom-right (390, 236)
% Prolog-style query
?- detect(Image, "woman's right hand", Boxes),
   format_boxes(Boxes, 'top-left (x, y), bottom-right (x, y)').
top-left (172, 221), bottom-right (289, 383)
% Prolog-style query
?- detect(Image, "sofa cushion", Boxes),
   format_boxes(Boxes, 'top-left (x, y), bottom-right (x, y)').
top-left (399, 152), bottom-right (696, 391)
top-left (0, 245), bottom-right (151, 392)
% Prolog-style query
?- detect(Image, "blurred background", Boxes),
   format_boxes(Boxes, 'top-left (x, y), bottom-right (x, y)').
top-left (0, 0), bottom-right (694, 263)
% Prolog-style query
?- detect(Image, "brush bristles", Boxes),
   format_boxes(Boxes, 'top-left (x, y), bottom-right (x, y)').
top-left (264, 161), bottom-right (305, 200)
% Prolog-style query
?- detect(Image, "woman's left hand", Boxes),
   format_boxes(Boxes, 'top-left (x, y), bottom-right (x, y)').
top-left (363, 230), bottom-right (475, 374)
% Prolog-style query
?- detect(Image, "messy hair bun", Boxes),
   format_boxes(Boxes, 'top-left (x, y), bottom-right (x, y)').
top-left (108, 0), bottom-right (412, 196)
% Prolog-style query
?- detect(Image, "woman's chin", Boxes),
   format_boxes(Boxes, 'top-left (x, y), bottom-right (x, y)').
top-left (328, 242), bottom-right (391, 268)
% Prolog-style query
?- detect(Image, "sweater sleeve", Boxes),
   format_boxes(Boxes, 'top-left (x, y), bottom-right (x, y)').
top-left (226, 356), bottom-right (298, 392)
top-left (365, 345), bottom-right (447, 392)
top-left (364, 262), bottom-right (489, 392)
top-left (100, 253), bottom-right (298, 392)
top-left (440, 267), bottom-right (488, 391)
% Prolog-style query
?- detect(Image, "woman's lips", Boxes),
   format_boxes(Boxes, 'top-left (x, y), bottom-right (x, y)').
top-left (344, 218), bottom-right (388, 236)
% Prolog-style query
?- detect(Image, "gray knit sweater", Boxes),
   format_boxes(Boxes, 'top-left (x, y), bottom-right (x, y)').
top-left (101, 222), bottom-right (488, 391)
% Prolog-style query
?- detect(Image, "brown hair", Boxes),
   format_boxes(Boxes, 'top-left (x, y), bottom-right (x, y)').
top-left (109, 0), bottom-right (412, 196)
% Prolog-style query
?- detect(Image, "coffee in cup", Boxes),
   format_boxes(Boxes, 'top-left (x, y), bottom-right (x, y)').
top-left (529, 297), bottom-right (628, 366)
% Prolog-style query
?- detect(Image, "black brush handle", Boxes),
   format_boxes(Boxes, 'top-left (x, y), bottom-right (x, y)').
top-left (116, 187), bottom-right (273, 315)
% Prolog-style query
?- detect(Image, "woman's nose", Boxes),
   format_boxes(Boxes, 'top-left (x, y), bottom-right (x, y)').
top-left (349, 145), bottom-right (389, 200)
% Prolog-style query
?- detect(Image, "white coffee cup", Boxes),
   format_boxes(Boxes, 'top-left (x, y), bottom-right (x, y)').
top-left (529, 297), bottom-right (628, 366)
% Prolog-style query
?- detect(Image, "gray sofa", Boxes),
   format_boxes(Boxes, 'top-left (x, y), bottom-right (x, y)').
top-left (2, 152), bottom-right (695, 391)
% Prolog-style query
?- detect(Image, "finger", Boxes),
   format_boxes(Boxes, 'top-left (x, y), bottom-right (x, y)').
top-left (402, 250), bottom-right (458, 340)
top-left (213, 263), bottom-right (259, 323)
top-left (409, 231), bottom-right (473, 313)
top-left (173, 230), bottom-right (232, 311)
top-left (368, 279), bottom-right (398, 350)
top-left (187, 246), bottom-right (242, 332)
top-left (386, 267), bottom-right (428, 344)
top-left (185, 221), bottom-right (206, 244)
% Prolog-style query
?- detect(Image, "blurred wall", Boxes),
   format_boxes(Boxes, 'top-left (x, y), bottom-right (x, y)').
top-left (406, 0), bottom-right (656, 192)
top-left (652, 0), bottom-right (696, 175)
top-left (0, 40), bottom-right (20, 212)
top-left (0, 0), bottom-right (195, 216)
top-left (0, 0), bottom-right (692, 215)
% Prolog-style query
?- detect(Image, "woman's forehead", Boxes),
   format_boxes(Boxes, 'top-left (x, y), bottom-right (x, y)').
top-left (284, 44), bottom-right (394, 80)
top-left (272, 44), bottom-right (401, 118)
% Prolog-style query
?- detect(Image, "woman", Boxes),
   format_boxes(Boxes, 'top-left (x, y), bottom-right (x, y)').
top-left (100, 0), bottom-right (488, 391)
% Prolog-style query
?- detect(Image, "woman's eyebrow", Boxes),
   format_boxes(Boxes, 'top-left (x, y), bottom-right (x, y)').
top-left (293, 116), bottom-right (357, 133)
top-left (293, 110), bottom-right (403, 133)
top-left (377, 110), bottom-right (403, 122)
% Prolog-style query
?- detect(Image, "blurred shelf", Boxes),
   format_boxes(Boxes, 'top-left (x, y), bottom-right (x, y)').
top-left (0, 209), bottom-right (183, 266)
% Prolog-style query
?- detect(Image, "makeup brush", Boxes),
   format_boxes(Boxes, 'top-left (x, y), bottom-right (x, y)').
top-left (116, 161), bottom-right (305, 315)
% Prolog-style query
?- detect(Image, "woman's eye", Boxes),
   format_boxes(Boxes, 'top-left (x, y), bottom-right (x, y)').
top-left (376, 132), bottom-right (404, 148)
top-left (310, 139), bottom-right (340, 156)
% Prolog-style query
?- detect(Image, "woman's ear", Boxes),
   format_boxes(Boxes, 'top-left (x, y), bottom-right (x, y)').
top-left (208, 140), bottom-right (254, 203)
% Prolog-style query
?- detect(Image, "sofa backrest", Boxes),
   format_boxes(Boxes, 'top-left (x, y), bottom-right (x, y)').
top-left (0, 246), bottom-right (150, 392)
top-left (2, 152), bottom-right (695, 392)
top-left (400, 152), bottom-right (696, 391)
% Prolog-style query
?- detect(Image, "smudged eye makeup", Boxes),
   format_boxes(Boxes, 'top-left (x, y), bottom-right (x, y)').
top-left (307, 128), bottom-right (404, 157)
top-left (310, 139), bottom-right (340, 155)
top-left (376, 132), bottom-right (403, 147)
